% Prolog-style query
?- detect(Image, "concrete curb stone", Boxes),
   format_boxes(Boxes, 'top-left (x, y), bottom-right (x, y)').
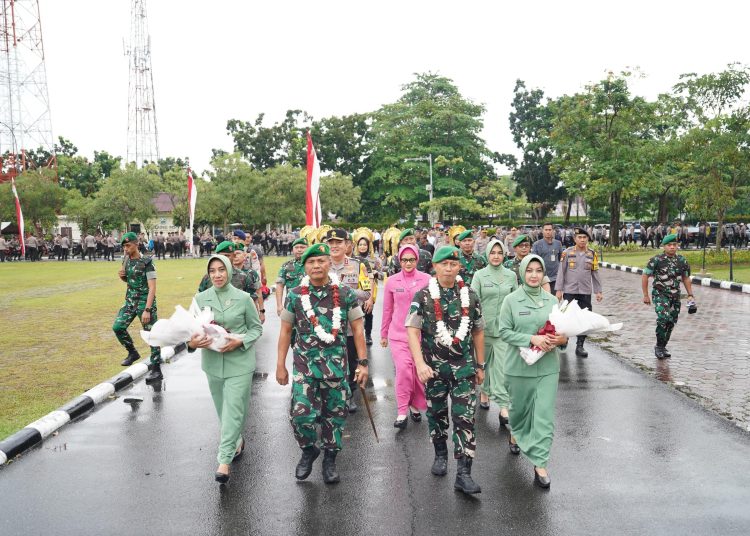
top-left (600, 261), bottom-right (748, 293)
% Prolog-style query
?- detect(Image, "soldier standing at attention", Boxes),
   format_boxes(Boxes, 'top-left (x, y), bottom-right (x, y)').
top-left (387, 228), bottom-right (433, 276)
top-left (84, 232), bottom-right (97, 261)
top-left (555, 228), bottom-right (603, 358)
top-left (456, 230), bottom-right (486, 286)
top-left (114, 232), bottom-right (163, 383)
top-left (276, 243), bottom-right (369, 484)
top-left (532, 223), bottom-right (564, 291)
top-left (642, 234), bottom-right (695, 359)
top-left (275, 237), bottom-right (308, 316)
top-left (325, 229), bottom-right (371, 413)
top-left (406, 246), bottom-right (486, 495)
top-left (60, 234), bottom-right (70, 261)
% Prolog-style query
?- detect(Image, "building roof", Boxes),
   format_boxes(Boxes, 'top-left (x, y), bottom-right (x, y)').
top-left (152, 192), bottom-right (176, 213)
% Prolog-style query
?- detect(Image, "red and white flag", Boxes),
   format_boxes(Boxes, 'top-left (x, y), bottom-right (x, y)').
top-left (11, 177), bottom-right (25, 256)
top-left (306, 131), bottom-right (322, 227)
top-left (187, 167), bottom-right (197, 251)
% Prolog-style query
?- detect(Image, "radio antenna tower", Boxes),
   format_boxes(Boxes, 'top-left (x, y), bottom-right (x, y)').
top-left (0, 0), bottom-right (55, 182)
top-left (125, 0), bottom-right (159, 166)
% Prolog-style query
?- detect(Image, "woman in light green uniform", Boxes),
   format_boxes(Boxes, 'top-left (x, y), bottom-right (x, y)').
top-left (188, 255), bottom-right (263, 484)
top-left (471, 238), bottom-right (518, 428)
top-left (498, 254), bottom-right (567, 489)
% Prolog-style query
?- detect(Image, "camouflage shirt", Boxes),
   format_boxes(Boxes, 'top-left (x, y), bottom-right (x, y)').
top-left (405, 279), bottom-right (485, 380)
top-left (458, 251), bottom-right (487, 286)
top-left (123, 255), bottom-right (156, 301)
top-left (198, 268), bottom-right (258, 298)
top-left (387, 248), bottom-right (433, 276)
top-left (281, 282), bottom-right (364, 380)
top-left (276, 258), bottom-right (306, 289)
top-left (644, 254), bottom-right (690, 297)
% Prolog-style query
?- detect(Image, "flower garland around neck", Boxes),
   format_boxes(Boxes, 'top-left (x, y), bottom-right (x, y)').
top-left (299, 272), bottom-right (343, 344)
top-left (429, 275), bottom-right (470, 347)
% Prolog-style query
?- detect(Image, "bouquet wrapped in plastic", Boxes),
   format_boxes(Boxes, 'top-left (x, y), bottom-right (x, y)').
top-left (519, 299), bottom-right (623, 365)
top-left (140, 300), bottom-right (243, 359)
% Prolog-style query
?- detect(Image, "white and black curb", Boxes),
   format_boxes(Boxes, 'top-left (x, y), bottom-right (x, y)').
top-left (0, 362), bottom-right (149, 464)
top-left (601, 262), bottom-right (750, 294)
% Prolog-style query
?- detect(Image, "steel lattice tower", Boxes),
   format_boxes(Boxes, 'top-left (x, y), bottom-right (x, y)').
top-left (125, 0), bottom-right (159, 166)
top-left (0, 0), bottom-right (55, 182)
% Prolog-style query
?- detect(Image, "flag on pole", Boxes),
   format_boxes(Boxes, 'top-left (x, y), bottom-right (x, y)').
top-left (306, 131), bottom-right (322, 227)
top-left (11, 177), bottom-right (25, 256)
top-left (187, 168), bottom-right (197, 254)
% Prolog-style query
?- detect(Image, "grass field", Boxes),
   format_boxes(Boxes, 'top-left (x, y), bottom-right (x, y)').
top-left (0, 255), bottom-right (288, 441)
top-left (601, 251), bottom-right (750, 284)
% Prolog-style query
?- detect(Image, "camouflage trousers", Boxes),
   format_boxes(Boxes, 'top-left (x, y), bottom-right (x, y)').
top-left (426, 372), bottom-right (477, 458)
top-left (290, 373), bottom-right (350, 452)
top-left (112, 296), bottom-right (160, 364)
top-left (653, 292), bottom-right (680, 347)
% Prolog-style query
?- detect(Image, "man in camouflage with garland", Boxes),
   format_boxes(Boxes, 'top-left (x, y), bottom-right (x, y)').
top-left (387, 228), bottom-right (433, 276)
top-left (642, 233), bottom-right (696, 359)
top-left (275, 237), bottom-right (308, 316)
top-left (114, 232), bottom-right (163, 383)
top-left (456, 229), bottom-right (486, 286)
top-left (276, 243), bottom-right (369, 484)
top-left (406, 245), bottom-right (486, 495)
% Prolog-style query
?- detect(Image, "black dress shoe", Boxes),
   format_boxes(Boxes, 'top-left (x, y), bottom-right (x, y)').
top-left (409, 410), bottom-right (422, 423)
top-left (479, 401), bottom-right (490, 410)
top-left (534, 468), bottom-right (551, 489)
top-left (121, 352), bottom-right (141, 366)
top-left (145, 364), bottom-right (163, 384)
top-left (295, 446), bottom-right (320, 480)
top-left (365, 336), bottom-right (373, 346)
top-left (508, 437), bottom-right (520, 455)
top-left (215, 471), bottom-right (230, 484)
top-left (394, 418), bottom-right (408, 429)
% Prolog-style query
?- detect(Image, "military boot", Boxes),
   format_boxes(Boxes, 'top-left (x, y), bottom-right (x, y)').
top-left (431, 440), bottom-right (449, 476)
top-left (121, 349), bottom-right (141, 367)
top-left (321, 449), bottom-right (340, 484)
top-left (295, 446), bottom-right (320, 480)
top-left (575, 341), bottom-right (588, 358)
top-left (145, 363), bottom-right (163, 383)
top-left (654, 346), bottom-right (667, 359)
top-left (454, 455), bottom-right (481, 494)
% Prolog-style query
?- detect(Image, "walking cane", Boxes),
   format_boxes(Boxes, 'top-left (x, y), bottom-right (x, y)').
top-left (359, 384), bottom-right (379, 443)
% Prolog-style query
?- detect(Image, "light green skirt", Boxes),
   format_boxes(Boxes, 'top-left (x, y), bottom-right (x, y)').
top-left (505, 373), bottom-right (559, 468)
top-left (480, 335), bottom-right (509, 407)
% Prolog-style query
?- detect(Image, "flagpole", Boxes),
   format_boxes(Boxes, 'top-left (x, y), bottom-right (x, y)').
top-left (187, 168), bottom-right (197, 257)
top-left (11, 178), bottom-right (25, 257)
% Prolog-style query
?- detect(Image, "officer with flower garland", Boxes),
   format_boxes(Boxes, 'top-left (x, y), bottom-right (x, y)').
top-left (405, 245), bottom-right (486, 494)
top-left (276, 243), bottom-right (369, 484)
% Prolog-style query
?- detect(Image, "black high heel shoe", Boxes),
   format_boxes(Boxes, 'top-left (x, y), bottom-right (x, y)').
top-left (215, 470), bottom-right (230, 484)
top-left (499, 413), bottom-right (509, 428)
top-left (394, 417), bottom-right (408, 429)
top-left (232, 438), bottom-right (245, 462)
top-left (409, 410), bottom-right (422, 423)
top-left (508, 436), bottom-right (520, 455)
top-left (534, 467), bottom-right (551, 489)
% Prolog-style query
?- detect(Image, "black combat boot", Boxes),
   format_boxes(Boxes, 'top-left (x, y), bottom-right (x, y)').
top-left (575, 340), bottom-right (588, 358)
top-left (454, 455), bottom-right (481, 494)
top-left (431, 440), bottom-right (448, 476)
top-left (145, 363), bottom-right (163, 383)
top-left (654, 346), bottom-right (667, 359)
top-left (121, 349), bottom-right (141, 366)
top-left (321, 449), bottom-right (340, 484)
top-left (295, 446), bottom-right (320, 480)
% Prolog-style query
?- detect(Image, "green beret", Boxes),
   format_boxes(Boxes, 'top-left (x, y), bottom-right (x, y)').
top-left (661, 233), bottom-right (678, 246)
top-left (215, 240), bottom-right (235, 254)
top-left (432, 245), bottom-right (461, 263)
top-left (457, 230), bottom-right (473, 242)
top-left (292, 237), bottom-right (308, 247)
top-left (301, 243), bottom-right (330, 264)
top-left (120, 232), bottom-right (137, 245)
top-left (398, 228), bottom-right (415, 242)
top-left (512, 234), bottom-right (531, 248)
top-left (234, 242), bottom-right (245, 251)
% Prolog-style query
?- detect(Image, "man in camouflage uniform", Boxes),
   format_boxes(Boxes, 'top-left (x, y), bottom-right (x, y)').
top-left (276, 243), bottom-right (369, 484)
top-left (387, 228), bottom-right (433, 276)
top-left (275, 237), bottom-right (308, 316)
top-left (504, 234), bottom-right (552, 293)
top-left (456, 229), bottom-right (486, 286)
top-left (406, 246), bottom-right (486, 495)
top-left (198, 240), bottom-right (259, 294)
top-left (114, 232), bottom-right (163, 383)
top-left (642, 233), bottom-right (695, 359)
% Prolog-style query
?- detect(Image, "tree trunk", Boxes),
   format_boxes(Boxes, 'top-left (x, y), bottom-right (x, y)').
top-left (657, 192), bottom-right (669, 223)
top-left (609, 190), bottom-right (621, 246)
top-left (716, 208), bottom-right (725, 252)
top-left (564, 197), bottom-right (572, 225)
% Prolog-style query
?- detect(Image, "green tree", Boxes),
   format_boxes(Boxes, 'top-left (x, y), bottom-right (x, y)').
top-left (57, 155), bottom-right (103, 197)
top-left (202, 152), bottom-right (256, 232)
top-left (63, 189), bottom-right (98, 234)
top-left (319, 172), bottom-right (362, 220)
top-left (92, 163), bottom-right (161, 231)
top-left (226, 110), bottom-right (311, 169)
top-left (256, 165), bottom-right (307, 225)
top-left (0, 169), bottom-right (66, 232)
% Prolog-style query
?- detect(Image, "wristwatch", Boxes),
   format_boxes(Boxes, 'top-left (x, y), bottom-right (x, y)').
top-left (260, 309), bottom-right (266, 313)
top-left (144, 306), bottom-right (153, 313)
top-left (357, 359), bottom-right (369, 366)
top-left (476, 362), bottom-right (486, 370)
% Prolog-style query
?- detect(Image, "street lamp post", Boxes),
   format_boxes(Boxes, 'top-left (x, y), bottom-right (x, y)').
top-left (404, 154), bottom-right (433, 225)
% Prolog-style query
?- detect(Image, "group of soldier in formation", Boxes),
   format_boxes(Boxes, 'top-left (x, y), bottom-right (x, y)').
top-left (109, 222), bottom-right (695, 492)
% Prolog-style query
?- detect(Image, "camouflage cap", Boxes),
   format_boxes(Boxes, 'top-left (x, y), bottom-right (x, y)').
top-left (398, 228), bottom-right (415, 242)
top-left (121, 232), bottom-right (138, 245)
top-left (301, 243), bottom-right (330, 264)
top-left (292, 237), bottom-right (308, 247)
top-left (432, 245), bottom-right (461, 263)
top-left (512, 234), bottom-right (531, 247)
top-left (457, 230), bottom-right (473, 241)
top-left (215, 240), bottom-right (235, 254)
top-left (661, 233), bottom-right (678, 246)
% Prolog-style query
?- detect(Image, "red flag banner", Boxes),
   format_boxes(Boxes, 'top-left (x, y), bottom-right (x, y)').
top-left (187, 168), bottom-right (197, 251)
top-left (306, 131), bottom-right (322, 227)
top-left (11, 177), bottom-right (25, 256)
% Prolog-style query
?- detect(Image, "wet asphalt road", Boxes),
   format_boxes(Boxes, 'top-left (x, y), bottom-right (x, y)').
top-left (2, 299), bottom-right (750, 536)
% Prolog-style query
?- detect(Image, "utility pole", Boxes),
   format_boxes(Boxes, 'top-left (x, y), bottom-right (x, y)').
top-left (404, 154), bottom-right (434, 225)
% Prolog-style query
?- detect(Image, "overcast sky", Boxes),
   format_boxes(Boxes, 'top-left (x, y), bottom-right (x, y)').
top-left (40, 0), bottom-right (747, 175)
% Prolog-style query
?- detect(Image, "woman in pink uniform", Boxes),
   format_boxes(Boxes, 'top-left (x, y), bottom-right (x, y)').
top-left (380, 244), bottom-right (431, 429)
